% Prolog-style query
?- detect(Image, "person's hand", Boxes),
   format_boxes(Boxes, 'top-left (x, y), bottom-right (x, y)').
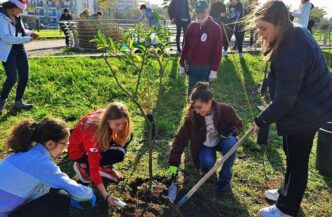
top-left (179, 67), bottom-right (186, 79)
top-left (31, 33), bottom-right (39, 40)
top-left (167, 166), bottom-right (178, 177)
top-left (105, 195), bottom-right (120, 207)
top-left (252, 122), bottom-right (260, 135)
top-left (209, 71), bottom-right (217, 82)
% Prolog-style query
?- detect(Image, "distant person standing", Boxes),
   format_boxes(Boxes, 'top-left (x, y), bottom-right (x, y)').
top-left (179, 0), bottom-right (223, 95)
top-left (210, 0), bottom-right (230, 54)
top-left (138, 4), bottom-right (159, 27)
top-left (291, 0), bottom-right (313, 28)
top-left (59, 8), bottom-right (72, 47)
top-left (168, 0), bottom-right (191, 54)
top-left (91, 10), bottom-right (103, 19)
top-left (224, 0), bottom-right (245, 58)
top-left (0, 0), bottom-right (39, 114)
top-left (80, 9), bottom-right (90, 19)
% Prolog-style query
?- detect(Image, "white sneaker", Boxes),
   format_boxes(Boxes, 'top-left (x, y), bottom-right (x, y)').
top-left (259, 205), bottom-right (293, 217)
top-left (222, 50), bottom-right (228, 57)
top-left (264, 189), bottom-right (279, 201)
top-left (239, 53), bottom-right (243, 58)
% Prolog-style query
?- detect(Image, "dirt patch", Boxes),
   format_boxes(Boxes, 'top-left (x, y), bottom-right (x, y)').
top-left (69, 173), bottom-right (250, 217)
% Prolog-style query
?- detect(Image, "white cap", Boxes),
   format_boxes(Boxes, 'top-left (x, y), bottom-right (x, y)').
top-left (8, 0), bottom-right (27, 10)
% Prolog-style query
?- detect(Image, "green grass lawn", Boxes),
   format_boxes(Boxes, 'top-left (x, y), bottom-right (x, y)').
top-left (0, 53), bottom-right (331, 216)
top-left (35, 29), bottom-right (65, 39)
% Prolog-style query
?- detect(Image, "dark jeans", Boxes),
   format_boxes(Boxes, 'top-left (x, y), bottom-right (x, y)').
top-left (199, 137), bottom-right (237, 183)
top-left (63, 29), bottom-right (70, 46)
top-left (222, 26), bottom-right (232, 51)
top-left (9, 189), bottom-right (70, 217)
top-left (1, 45), bottom-right (29, 101)
top-left (188, 64), bottom-right (210, 96)
top-left (76, 145), bottom-right (126, 168)
top-left (175, 20), bottom-right (190, 52)
top-left (224, 31), bottom-right (245, 53)
top-left (276, 130), bottom-right (317, 216)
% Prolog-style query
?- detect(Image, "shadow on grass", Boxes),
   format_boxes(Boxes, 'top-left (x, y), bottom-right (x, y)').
top-left (0, 107), bottom-right (30, 123)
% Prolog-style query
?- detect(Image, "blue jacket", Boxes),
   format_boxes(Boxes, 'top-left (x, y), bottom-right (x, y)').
top-left (256, 27), bottom-right (332, 135)
top-left (0, 144), bottom-right (93, 217)
top-left (168, 0), bottom-right (191, 23)
top-left (139, 8), bottom-right (159, 27)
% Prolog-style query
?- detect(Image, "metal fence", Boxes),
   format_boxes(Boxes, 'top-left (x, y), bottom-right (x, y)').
top-left (59, 18), bottom-right (331, 65)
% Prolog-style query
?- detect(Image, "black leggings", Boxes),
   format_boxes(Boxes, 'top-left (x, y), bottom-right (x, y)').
top-left (9, 189), bottom-right (70, 217)
top-left (276, 130), bottom-right (317, 216)
top-left (76, 145), bottom-right (126, 168)
top-left (175, 20), bottom-right (190, 52)
top-left (1, 45), bottom-right (29, 101)
top-left (224, 31), bottom-right (245, 53)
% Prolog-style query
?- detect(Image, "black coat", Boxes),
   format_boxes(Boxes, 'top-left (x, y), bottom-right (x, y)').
top-left (168, 0), bottom-right (191, 23)
top-left (256, 27), bottom-right (332, 135)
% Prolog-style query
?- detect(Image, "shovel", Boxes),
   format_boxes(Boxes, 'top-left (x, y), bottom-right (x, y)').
top-left (177, 128), bottom-right (253, 208)
top-left (168, 175), bottom-right (177, 202)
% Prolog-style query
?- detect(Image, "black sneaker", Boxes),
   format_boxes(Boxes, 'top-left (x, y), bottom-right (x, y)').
top-left (215, 181), bottom-right (230, 196)
top-left (14, 100), bottom-right (33, 110)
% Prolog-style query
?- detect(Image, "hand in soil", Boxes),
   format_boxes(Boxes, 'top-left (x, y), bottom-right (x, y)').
top-left (107, 195), bottom-right (122, 207)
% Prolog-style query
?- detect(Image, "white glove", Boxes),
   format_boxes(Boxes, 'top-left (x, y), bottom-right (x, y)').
top-left (209, 71), bottom-right (217, 82)
top-left (179, 66), bottom-right (186, 79)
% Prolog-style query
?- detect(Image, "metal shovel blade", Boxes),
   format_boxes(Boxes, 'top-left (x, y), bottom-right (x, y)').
top-left (168, 181), bottom-right (177, 202)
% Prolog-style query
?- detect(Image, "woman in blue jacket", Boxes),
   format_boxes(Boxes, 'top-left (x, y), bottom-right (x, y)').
top-left (251, 1), bottom-right (332, 217)
top-left (0, 0), bottom-right (38, 114)
top-left (0, 118), bottom-right (95, 217)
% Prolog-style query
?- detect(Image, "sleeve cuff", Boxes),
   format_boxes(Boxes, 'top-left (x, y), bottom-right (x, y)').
top-left (255, 116), bottom-right (269, 128)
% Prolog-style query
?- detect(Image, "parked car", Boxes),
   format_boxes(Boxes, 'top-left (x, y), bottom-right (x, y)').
top-left (45, 23), bottom-right (59, 29)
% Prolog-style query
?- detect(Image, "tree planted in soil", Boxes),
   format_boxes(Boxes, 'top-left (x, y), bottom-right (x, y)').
top-left (91, 23), bottom-right (171, 190)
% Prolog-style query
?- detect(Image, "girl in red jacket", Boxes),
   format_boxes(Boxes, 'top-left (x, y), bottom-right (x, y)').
top-left (68, 102), bottom-right (133, 207)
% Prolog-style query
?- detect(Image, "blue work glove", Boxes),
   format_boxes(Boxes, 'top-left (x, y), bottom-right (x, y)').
top-left (89, 193), bottom-right (97, 208)
top-left (70, 199), bottom-right (83, 209)
top-left (70, 193), bottom-right (97, 209)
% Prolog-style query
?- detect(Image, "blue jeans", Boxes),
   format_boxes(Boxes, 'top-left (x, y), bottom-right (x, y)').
top-left (1, 45), bottom-right (29, 101)
top-left (188, 64), bottom-right (210, 96)
top-left (199, 136), bottom-right (237, 183)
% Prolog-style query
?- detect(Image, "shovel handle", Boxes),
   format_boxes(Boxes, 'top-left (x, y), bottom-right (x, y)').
top-left (176, 127), bottom-right (253, 207)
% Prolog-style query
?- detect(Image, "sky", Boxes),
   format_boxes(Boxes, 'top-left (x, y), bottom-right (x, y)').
top-left (150, 0), bottom-right (332, 18)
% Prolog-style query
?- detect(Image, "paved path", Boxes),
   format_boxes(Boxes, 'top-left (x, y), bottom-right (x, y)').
top-left (25, 39), bottom-right (66, 57)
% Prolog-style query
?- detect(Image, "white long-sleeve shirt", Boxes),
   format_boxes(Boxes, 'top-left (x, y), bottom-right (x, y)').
top-left (291, 1), bottom-right (312, 28)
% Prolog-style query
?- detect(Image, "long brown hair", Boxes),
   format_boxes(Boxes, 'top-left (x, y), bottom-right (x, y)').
top-left (94, 102), bottom-right (132, 150)
top-left (6, 118), bottom-right (69, 153)
top-left (246, 0), bottom-right (293, 61)
top-left (186, 82), bottom-right (215, 125)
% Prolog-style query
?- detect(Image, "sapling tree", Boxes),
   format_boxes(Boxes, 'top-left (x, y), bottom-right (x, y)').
top-left (92, 23), bottom-right (171, 190)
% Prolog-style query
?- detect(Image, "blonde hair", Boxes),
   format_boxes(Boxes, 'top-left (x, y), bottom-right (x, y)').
top-left (94, 102), bottom-right (132, 150)
top-left (245, 0), bottom-right (293, 61)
